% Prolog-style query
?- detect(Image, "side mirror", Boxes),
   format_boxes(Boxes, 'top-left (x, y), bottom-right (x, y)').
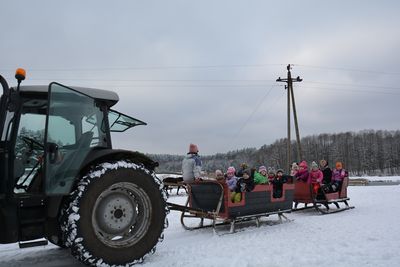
top-left (47, 143), bottom-right (59, 164)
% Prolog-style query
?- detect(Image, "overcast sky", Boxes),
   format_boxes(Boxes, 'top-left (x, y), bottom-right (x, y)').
top-left (1, 0), bottom-right (400, 155)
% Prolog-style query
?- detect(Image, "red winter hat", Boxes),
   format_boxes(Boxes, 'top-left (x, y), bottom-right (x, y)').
top-left (189, 143), bottom-right (198, 153)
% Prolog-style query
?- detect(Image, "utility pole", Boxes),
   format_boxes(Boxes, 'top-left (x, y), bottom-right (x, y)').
top-left (277, 64), bottom-right (303, 173)
top-left (290, 79), bottom-right (303, 161)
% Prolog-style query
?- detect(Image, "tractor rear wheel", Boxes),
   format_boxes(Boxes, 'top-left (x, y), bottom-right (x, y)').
top-left (65, 160), bottom-right (167, 266)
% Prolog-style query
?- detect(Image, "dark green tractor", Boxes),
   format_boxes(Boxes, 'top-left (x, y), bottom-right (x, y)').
top-left (0, 69), bottom-right (167, 266)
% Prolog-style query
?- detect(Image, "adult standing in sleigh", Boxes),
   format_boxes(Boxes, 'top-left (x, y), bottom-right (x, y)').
top-left (182, 143), bottom-right (202, 183)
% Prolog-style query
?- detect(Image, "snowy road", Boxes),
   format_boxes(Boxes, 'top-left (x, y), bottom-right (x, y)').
top-left (1, 185), bottom-right (399, 267)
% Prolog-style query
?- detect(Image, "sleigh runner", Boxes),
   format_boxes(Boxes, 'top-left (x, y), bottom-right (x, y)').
top-left (167, 180), bottom-right (294, 234)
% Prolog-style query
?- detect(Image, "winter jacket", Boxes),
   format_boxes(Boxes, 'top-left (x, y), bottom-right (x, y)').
top-left (267, 174), bottom-right (275, 183)
top-left (235, 177), bottom-right (255, 193)
top-left (295, 168), bottom-right (309, 182)
top-left (321, 166), bottom-right (332, 184)
top-left (332, 168), bottom-right (346, 182)
top-left (254, 171), bottom-right (268, 184)
top-left (226, 176), bottom-right (238, 191)
top-left (236, 168), bottom-right (245, 178)
top-left (271, 176), bottom-right (287, 198)
top-left (308, 169), bottom-right (323, 184)
top-left (182, 153), bottom-right (202, 182)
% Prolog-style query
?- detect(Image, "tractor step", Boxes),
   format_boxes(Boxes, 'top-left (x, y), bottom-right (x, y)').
top-left (19, 239), bottom-right (48, 249)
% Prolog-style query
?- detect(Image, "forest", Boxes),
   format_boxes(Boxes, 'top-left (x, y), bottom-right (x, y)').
top-left (150, 129), bottom-right (400, 176)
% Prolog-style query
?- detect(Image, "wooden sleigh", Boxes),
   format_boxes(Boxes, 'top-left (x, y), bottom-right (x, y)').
top-left (167, 180), bottom-right (294, 234)
top-left (292, 175), bottom-right (354, 214)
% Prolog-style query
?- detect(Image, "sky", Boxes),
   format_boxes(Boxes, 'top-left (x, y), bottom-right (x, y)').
top-left (1, 0), bottom-right (400, 155)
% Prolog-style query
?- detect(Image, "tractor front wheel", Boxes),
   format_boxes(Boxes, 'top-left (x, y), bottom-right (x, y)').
top-left (65, 160), bottom-right (167, 266)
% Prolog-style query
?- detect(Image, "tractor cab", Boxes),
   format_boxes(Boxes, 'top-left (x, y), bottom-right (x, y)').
top-left (1, 81), bottom-right (145, 197)
top-left (0, 69), bottom-right (159, 254)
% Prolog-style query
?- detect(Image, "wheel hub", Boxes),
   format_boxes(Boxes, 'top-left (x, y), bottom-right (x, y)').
top-left (114, 209), bottom-right (123, 219)
top-left (95, 193), bottom-right (137, 235)
top-left (91, 182), bottom-right (152, 248)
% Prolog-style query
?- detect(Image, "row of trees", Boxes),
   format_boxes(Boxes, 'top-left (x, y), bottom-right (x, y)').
top-left (150, 129), bottom-right (400, 176)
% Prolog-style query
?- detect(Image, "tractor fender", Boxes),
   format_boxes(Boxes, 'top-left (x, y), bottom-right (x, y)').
top-left (81, 148), bottom-right (159, 172)
top-left (46, 149), bottom-right (159, 218)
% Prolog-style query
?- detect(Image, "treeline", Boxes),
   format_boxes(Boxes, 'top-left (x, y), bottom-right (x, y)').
top-left (149, 129), bottom-right (400, 176)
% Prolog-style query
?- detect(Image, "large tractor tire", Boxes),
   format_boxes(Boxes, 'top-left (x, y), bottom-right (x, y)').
top-left (47, 201), bottom-right (70, 249)
top-left (65, 160), bottom-right (168, 266)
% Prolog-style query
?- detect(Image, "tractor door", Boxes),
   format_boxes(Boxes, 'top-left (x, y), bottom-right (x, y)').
top-left (45, 83), bottom-right (105, 195)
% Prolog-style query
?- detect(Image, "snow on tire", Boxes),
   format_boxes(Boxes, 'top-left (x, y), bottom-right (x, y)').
top-left (65, 160), bottom-right (168, 267)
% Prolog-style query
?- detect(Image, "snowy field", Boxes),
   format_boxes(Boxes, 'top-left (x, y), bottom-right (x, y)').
top-left (1, 185), bottom-right (399, 267)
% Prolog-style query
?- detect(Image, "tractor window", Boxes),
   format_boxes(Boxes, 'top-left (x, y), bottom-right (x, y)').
top-left (1, 111), bottom-right (14, 141)
top-left (45, 83), bottom-right (106, 195)
top-left (48, 116), bottom-right (76, 146)
top-left (14, 113), bottom-right (46, 193)
top-left (108, 109), bottom-right (146, 132)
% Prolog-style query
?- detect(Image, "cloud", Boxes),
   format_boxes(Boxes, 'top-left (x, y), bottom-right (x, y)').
top-left (1, 0), bottom-right (400, 155)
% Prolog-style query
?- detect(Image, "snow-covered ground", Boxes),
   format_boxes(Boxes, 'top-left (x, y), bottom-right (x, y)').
top-left (1, 185), bottom-right (399, 267)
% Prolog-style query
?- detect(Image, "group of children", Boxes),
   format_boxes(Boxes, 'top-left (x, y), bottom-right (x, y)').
top-left (291, 160), bottom-right (347, 195)
top-left (214, 163), bottom-right (291, 203)
top-left (213, 160), bottom-right (347, 203)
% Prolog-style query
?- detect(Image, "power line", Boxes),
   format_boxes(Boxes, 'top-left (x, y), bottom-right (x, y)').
top-left (303, 85), bottom-right (400, 95)
top-left (1, 63), bottom-right (399, 76)
top-left (26, 78), bottom-right (278, 83)
top-left (7, 76), bottom-right (399, 91)
top-left (293, 64), bottom-right (400, 76)
top-left (230, 85), bottom-right (277, 144)
top-left (0, 63), bottom-right (285, 72)
top-left (303, 80), bottom-right (400, 91)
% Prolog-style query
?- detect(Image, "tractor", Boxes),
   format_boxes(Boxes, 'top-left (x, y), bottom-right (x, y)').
top-left (0, 69), bottom-right (167, 266)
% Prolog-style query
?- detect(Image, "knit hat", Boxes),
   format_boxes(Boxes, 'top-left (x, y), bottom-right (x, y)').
top-left (299, 161), bottom-right (308, 169)
top-left (215, 169), bottom-right (223, 176)
top-left (227, 166), bottom-right (236, 174)
top-left (268, 167), bottom-right (276, 175)
top-left (336, 162), bottom-right (343, 169)
top-left (311, 161), bottom-right (318, 169)
top-left (276, 169), bottom-right (284, 174)
top-left (189, 143), bottom-right (198, 153)
top-left (259, 165), bottom-right (267, 173)
top-left (291, 162), bottom-right (299, 170)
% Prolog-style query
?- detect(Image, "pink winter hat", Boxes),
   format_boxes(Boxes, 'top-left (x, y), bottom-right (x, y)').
top-left (299, 161), bottom-right (308, 168)
top-left (227, 166), bottom-right (236, 174)
top-left (259, 166), bottom-right (267, 172)
top-left (189, 143), bottom-right (198, 153)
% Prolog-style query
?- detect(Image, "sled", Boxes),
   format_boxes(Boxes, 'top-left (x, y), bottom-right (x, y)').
top-left (162, 176), bottom-right (187, 196)
top-left (167, 180), bottom-right (294, 234)
top-left (292, 175), bottom-right (354, 214)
